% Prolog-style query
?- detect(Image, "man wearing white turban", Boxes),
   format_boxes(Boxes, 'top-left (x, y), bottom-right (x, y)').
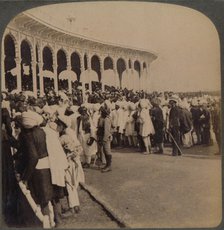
top-left (16, 111), bottom-right (54, 226)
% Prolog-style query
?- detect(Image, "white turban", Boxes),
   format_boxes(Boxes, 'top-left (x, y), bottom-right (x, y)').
top-left (21, 111), bottom-right (43, 129)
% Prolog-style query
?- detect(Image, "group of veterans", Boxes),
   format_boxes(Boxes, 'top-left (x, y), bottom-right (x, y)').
top-left (1, 87), bottom-right (221, 227)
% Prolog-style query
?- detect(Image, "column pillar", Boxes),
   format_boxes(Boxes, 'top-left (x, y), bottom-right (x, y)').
top-left (87, 53), bottom-right (91, 72)
top-left (67, 56), bottom-right (72, 94)
top-left (87, 54), bottom-right (92, 93)
top-left (139, 62), bottom-right (144, 91)
top-left (1, 53), bottom-right (6, 91)
top-left (38, 62), bottom-right (44, 96)
top-left (31, 39), bottom-right (37, 96)
top-left (79, 53), bottom-right (85, 74)
top-left (53, 48), bottom-right (58, 95)
top-left (31, 61), bottom-right (37, 96)
top-left (15, 57), bottom-right (22, 92)
top-left (146, 63), bottom-right (150, 93)
top-left (53, 64), bottom-right (58, 94)
top-left (100, 57), bottom-right (104, 90)
top-left (131, 60), bottom-right (134, 73)
top-left (112, 57), bottom-right (119, 88)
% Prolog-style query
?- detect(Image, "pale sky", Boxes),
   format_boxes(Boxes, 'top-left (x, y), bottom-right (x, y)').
top-left (26, 2), bottom-right (221, 92)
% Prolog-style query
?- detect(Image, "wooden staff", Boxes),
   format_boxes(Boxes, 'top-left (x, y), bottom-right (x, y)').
top-left (166, 130), bottom-right (183, 155)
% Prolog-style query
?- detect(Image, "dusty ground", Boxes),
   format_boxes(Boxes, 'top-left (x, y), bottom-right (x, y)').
top-left (84, 144), bottom-right (222, 228)
top-left (3, 144), bottom-right (222, 229)
top-left (58, 188), bottom-right (119, 228)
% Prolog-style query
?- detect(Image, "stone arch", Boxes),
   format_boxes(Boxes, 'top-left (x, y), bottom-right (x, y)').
top-left (117, 58), bottom-right (126, 87)
top-left (56, 47), bottom-right (69, 62)
top-left (21, 38), bottom-right (33, 58)
top-left (43, 46), bottom-right (54, 92)
top-left (71, 52), bottom-right (81, 81)
top-left (43, 46), bottom-right (53, 71)
top-left (134, 60), bottom-right (141, 77)
top-left (21, 39), bottom-right (32, 64)
top-left (104, 56), bottom-right (113, 70)
top-left (72, 50), bottom-right (82, 62)
top-left (20, 39), bottom-right (33, 91)
top-left (4, 33), bottom-right (18, 55)
top-left (57, 49), bottom-right (67, 91)
top-left (91, 55), bottom-right (101, 82)
top-left (4, 34), bottom-right (17, 92)
top-left (36, 44), bottom-right (40, 90)
top-left (42, 44), bottom-right (54, 62)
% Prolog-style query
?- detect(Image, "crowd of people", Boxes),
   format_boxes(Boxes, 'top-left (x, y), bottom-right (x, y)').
top-left (1, 86), bottom-right (221, 228)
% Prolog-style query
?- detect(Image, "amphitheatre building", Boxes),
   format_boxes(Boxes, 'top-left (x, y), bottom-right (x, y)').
top-left (2, 11), bottom-right (157, 96)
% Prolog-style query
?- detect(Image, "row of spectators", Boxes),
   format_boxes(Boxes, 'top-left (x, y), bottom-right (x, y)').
top-left (1, 87), bottom-right (221, 227)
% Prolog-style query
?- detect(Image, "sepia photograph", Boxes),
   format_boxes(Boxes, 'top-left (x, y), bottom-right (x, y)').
top-left (1, 1), bottom-right (222, 229)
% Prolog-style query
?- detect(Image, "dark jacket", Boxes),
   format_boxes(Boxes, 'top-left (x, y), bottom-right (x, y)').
top-left (169, 106), bottom-right (180, 129)
top-left (179, 108), bottom-right (193, 134)
top-left (151, 106), bottom-right (164, 130)
top-left (16, 126), bottom-right (54, 205)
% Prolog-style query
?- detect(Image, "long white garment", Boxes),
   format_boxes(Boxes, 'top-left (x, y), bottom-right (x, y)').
top-left (139, 109), bottom-right (155, 137)
top-left (78, 118), bottom-right (97, 158)
top-left (70, 113), bottom-right (79, 135)
top-left (182, 129), bottom-right (193, 147)
top-left (65, 159), bottom-right (80, 208)
top-left (117, 108), bottom-right (125, 133)
top-left (111, 109), bottom-right (118, 132)
top-left (125, 111), bottom-right (135, 136)
top-left (42, 126), bottom-right (68, 187)
top-left (63, 128), bottom-right (85, 184)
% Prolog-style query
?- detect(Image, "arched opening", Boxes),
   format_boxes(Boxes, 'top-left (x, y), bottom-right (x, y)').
top-left (21, 40), bottom-right (33, 91)
top-left (117, 58), bottom-right (126, 87)
top-left (143, 62), bottom-right (146, 69)
top-left (91, 55), bottom-right (101, 91)
top-left (43, 46), bottom-right (54, 93)
top-left (4, 34), bottom-right (17, 92)
top-left (71, 52), bottom-right (81, 89)
top-left (104, 56), bottom-right (113, 70)
top-left (57, 49), bottom-right (67, 91)
top-left (134, 60), bottom-right (141, 77)
top-left (103, 56), bottom-right (117, 90)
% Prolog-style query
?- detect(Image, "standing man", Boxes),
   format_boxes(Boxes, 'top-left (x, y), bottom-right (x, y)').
top-left (168, 95), bottom-right (181, 156)
top-left (199, 100), bottom-right (211, 145)
top-left (151, 97), bottom-right (164, 154)
top-left (97, 106), bottom-right (113, 173)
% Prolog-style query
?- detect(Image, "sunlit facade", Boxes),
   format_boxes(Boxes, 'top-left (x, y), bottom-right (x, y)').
top-left (1, 12), bottom-right (157, 96)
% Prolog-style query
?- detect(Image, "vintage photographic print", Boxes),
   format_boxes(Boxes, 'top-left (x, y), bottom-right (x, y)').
top-left (1, 1), bottom-right (222, 229)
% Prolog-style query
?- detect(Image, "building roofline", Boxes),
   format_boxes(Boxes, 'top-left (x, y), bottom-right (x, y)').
top-left (23, 12), bottom-right (158, 60)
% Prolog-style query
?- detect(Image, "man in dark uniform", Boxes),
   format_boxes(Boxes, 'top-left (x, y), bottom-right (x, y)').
top-left (168, 96), bottom-right (181, 156)
top-left (199, 101), bottom-right (211, 145)
top-left (190, 100), bottom-right (203, 145)
top-left (151, 97), bottom-right (164, 154)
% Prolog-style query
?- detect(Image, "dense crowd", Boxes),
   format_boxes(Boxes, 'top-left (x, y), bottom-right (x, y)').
top-left (2, 87), bottom-right (221, 228)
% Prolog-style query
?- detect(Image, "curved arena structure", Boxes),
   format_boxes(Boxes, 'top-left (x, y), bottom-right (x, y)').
top-left (2, 11), bottom-right (157, 96)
